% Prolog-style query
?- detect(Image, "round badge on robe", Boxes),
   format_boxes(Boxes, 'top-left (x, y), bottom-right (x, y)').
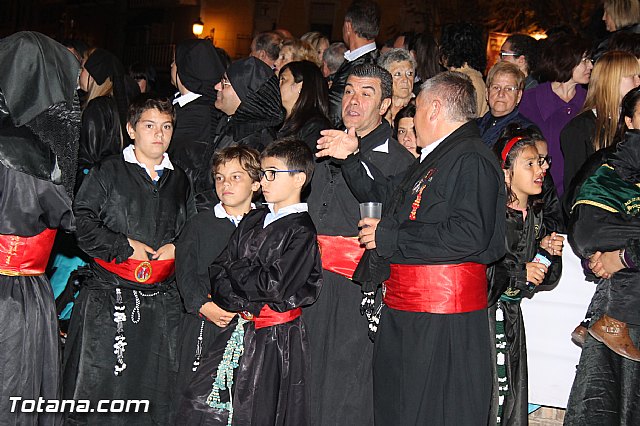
top-left (135, 261), bottom-right (152, 283)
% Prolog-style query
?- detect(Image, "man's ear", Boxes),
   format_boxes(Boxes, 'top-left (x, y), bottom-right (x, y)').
top-left (429, 99), bottom-right (441, 122)
top-left (379, 98), bottom-right (392, 116)
top-left (251, 180), bottom-right (261, 192)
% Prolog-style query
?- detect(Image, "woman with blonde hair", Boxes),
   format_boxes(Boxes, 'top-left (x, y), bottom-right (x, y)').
top-left (77, 47), bottom-right (128, 191)
top-left (301, 31), bottom-right (330, 65)
top-left (274, 38), bottom-right (320, 73)
top-left (561, 50), bottom-right (640, 191)
top-left (594, 0), bottom-right (640, 60)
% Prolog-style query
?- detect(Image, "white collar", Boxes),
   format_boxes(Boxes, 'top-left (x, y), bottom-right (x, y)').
top-left (419, 132), bottom-right (451, 163)
top-left (123, 144), bottom-right (174, 181)
top-left (172, 91), bottom-right (202, 107)
top-left (214, 202), bottom-right (255, 227)
top-left (372, 138), bottom-right (389, 153)
top-left (344, 42), bottom-right (376, 62)
top-left (263, 203), bottom-right (308, 228)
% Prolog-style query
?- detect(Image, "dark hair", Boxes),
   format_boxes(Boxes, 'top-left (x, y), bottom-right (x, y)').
top-left (439, 23), bottom-right (486, 73)
top-left (393, 102), bottom-right (416, 139)
top-left (348, 63), bottom-right (393, 101)
top-left (414, 32), bottom-right (443, 81)
top-left (127, 94), bottom-right (175, 127)
top-left (279, 60), bottom-right (330, 137)
top-left (216, 47), bottom-right (232, 68)
top-left (61, 38), bottom-right (89, 59)
top-left (608, 32), bottom-right (640, 59)
top-left (261, 138), bottom-right (315, 189)
top-left (536, 34), bottom-right (591, 83)
top-left (345, 0), bottom-right (381, 40)
top-left (493, 124), bottom-right (539, 205)
top-left (253, 31), bottom-right (283, 62)
top-left (420, 71), bottom-right (477, 121)
top-left (322, 42), bottom-right (347, 74)
top-left (212, 145), bottom-right (262, 183)
top-left (128, 62), bottom-right (156, 89)
top-left (616, 86), bottom-right (640, 141)
top-left (505, 34), bottom-right (539, 76)
top-left (395, 31), bottom-right (417, 51)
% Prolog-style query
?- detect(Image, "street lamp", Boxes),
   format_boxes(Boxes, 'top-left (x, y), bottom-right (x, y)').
top-left (193, 18), bottom-right (204, 37)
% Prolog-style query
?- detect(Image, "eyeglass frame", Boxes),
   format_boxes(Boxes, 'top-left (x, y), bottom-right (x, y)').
top-left (488, 84), bottom-right (521, 95)
top-left (260, 169), bottom-right (304, 181)
top-left (499, 51), bottom-right (521, 59)
top-left (220, 75), bottom-right (232, 88)
top-left (539, 155), bottom-right (552, 167)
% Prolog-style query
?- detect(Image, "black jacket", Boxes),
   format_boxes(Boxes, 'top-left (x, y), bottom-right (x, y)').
top-left (560, 110), bottom-right (596, 195)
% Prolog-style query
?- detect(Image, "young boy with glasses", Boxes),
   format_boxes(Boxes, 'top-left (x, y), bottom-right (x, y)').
top-left (177, 138), bottom-right (323, 425)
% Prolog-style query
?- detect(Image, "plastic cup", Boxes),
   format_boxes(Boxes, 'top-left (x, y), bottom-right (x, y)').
top-left (359, 202), bottom-right (382, 220)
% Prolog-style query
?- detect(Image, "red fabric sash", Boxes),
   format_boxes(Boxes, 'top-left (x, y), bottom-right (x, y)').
top-left (0, 229), bottom-right (57, 276)
top-left (241, 305), bottom-right (302, 329)
top-left (317, 235), bottom-right (365, 279)
top-left (384, 263), bottom-right (488, 314)
top-left (95, 258), bottom-right (175, 284)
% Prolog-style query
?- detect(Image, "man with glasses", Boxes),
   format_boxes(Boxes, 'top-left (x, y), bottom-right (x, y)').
top-left (305, 63), bottom-right (413, 426)
top-left (192, 56), bottom-right (284, 210)
top-left (500, 34), bottom-right (540, 90)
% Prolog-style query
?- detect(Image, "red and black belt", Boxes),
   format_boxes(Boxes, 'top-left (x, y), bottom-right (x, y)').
top-left (317, 235), bottom-right (365, 280)
top-left (0, 228), bottom-right (57, 276)
top-left (94, 257), bottom-right (175, 284)
top-left (240, 305), bottom-right (302, 329)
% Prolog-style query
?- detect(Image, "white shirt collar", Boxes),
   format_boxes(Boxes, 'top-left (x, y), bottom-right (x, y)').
top-left (123, 144), bottom-right (174, 181)
top-left (419, 132), bottom-right (452, 163)
top-left (214, 202), bottom-right (255, 227)
top-left (372, 138), bottom-right (389, 153)
top-left (344, 42), bottom-right (376, 62)
top-left (172, 91), bottom-right (202, 107)
top-left (263, 203), bottom-right (308, 228)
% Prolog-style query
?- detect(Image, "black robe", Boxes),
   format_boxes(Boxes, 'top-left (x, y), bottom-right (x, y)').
top-left (76, 96), bottom-right (123, 193)
top-left (62, 155), bottom-right (194, 425)
top-left (177, 207), bottom-right (323, 426)
top-left (340, 121), bottom-right (506, 425)
top-left (304, 121), bottom-right (414, 426)
top-left (565, 131), bottom-right (640, 424)
top-left (174, 210), bottom-right (236, 400)
top-left (560, 110), bottom-right (596, 196)
top-left (487, 207), bottom-right (562, 426)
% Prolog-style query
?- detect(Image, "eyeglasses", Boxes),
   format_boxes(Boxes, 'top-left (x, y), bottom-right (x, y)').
top-left (489, 84), bottom-right (520, 94)
top-left (539, 155), bottom-right (552, 167)
top-left (580, 57), bottom-right (594, 65)
top-left (499, 51), bottom-right (520, 59)
top-left (260, 169), bottom-right (304, 181)
top-left (392, 70), bottom-right (415, 79)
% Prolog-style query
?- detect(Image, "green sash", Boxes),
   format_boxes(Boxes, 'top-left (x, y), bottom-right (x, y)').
top-left (573, 164), bottom-right (640, 216)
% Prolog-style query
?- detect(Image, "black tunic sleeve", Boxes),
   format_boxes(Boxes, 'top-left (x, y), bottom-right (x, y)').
top-left (73, 165), bottom-right (133, 263)
top-left (560, 112), bottom-right (595, 195)
top-left (210, 215), bottom-right (323, 316)
top-left (175, 212), bottom-right (236, 315)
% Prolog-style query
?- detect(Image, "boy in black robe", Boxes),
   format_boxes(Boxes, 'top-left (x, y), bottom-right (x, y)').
top-left (178, 139), bottom-right (323, 425)
top-left (63, 95), bottom-right (195, 425)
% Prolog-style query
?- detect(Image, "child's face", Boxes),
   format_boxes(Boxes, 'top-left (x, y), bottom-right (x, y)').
top-left (506, 145), bottom-right (544, 200)
top-left (214, 159), bottom-right (259, 210)
top-left (126, 108), bottom-right (173, 164)
top-left (534, 140), bottom-right (550, 173)
top-left (260, 156), bottom-right (305, 209)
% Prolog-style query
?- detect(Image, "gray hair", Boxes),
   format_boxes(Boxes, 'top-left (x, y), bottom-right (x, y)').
top-left (323, 42), bottom-right (347, 74)
top-left (420, 71), bottom-right (477, 122)
top-left (377, 48), bottom-right (416, 72)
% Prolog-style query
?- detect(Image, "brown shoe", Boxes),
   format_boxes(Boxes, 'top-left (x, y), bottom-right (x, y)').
top-left (571, 324), bottom-right (588, 347)
top-left (588, 314), bottom-right (640, 362)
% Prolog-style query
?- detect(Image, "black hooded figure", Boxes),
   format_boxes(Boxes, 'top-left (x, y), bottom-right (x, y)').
top-left (77, 48), bottom-right (128, 192)
top-left (0, 31), bottom-right (81, 425)
top-left (170, 39), bottom-right (225, 197)
top-left (194, 56), bottom-right (284, 210)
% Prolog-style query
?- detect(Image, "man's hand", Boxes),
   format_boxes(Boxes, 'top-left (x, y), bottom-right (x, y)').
top-left (199, 301), bottom-right (237, 328)
top-left (316, 127), bottom-right (359, 159)
top-left (358, 217), bottom-right (380, 249)
top-left (153, 243), bottom-right (175, 260)
top-left (526, 262), bottom-right (548, 285)
top-left (128, 238), bottom-right (156, 261)
top-left (589, 250), bottom-right (624, 279)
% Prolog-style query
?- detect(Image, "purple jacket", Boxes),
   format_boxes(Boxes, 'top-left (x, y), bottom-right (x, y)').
top-left (518, 82), bottom-right (587, 197)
